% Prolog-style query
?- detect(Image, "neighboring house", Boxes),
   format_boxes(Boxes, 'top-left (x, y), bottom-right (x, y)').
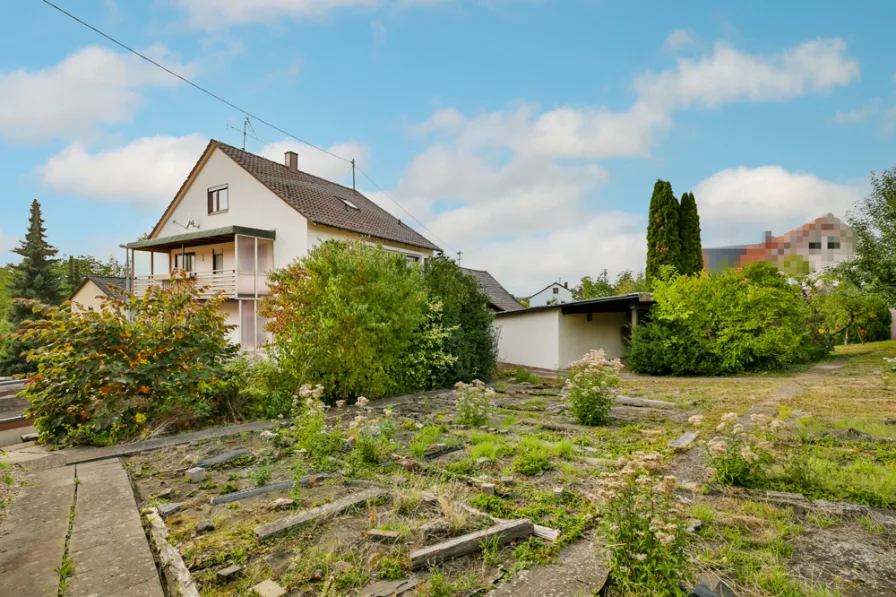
top-left (525, 282), bottom-right (574, 307)
top-left (69, 276), bottom-right (126, 312)
top-left (460, 267), bottom-right (524, 312)
top-left (494, 293), bottom-right (653, 370)
top-left (124, 140), bottom-right (440, 349)
top-left (703, 213), bottom-right (855, 274)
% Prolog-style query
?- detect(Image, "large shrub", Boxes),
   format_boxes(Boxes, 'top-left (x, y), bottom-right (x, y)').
top-left (12, 277), bottom-right (237, 446)
top-left (260, 240), bottom-right (430, 400)
top-left (422, 256), bottom-right (498, 385)
top-left (629, 263), bottom-right (830, 375)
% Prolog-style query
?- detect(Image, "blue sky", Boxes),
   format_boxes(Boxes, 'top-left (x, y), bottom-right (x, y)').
top-left (1, 0), bottom-right (894, 293)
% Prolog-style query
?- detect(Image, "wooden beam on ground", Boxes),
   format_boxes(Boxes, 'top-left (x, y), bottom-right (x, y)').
top-left (459, 504), bottom-right (561, 543)
top-left (520, 419), bottom-right (583, 433)
top-left (410, 519), bottom-right (534, 570)
top-left (197, 448), bottom-right (251, 468)
top-left (254, 487), bottom-right (387, 541)
top-left (616, 396), bottom-right (676, 409)
top-left (210, 474), bottom-right (329, 505)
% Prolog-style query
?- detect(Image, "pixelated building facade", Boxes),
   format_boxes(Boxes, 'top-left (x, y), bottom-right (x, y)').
top-left (703, 213), bottom-right (855, 275)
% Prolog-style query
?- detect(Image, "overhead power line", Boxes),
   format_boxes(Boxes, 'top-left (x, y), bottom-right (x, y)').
top-left (38, 0), bottom-right (453, 253)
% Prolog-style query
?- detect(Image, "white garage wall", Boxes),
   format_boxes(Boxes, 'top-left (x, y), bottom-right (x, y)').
top-left (494, 309), bottom-right (561, 370)
top-left (558, 311), bottom-right (628, 365)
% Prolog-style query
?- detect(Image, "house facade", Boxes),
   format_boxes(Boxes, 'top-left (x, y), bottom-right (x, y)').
top-left (125, 140), bottom-right (440, 349)
top-left (703, 213), bottom-right (855, 274)
top-left (525, 282), bottom-right (574, 307)
top-left (70, 276), bottom-right (126, 312)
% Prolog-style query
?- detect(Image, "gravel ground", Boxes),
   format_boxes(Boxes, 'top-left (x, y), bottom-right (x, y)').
top-left (0, 450), bottom-right (26, 526)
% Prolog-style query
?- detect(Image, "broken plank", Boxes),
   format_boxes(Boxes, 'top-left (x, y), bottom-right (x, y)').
top-left (211, 474), bottom-right (330, 505)
top-left (410, 519), bottom-right (534, 570)
top-left (533, 524), bottom-right (561, 542)
top-left (254, 487), bottom-right (387, 541)
top-left (520, 419), bottom-right (584, 433)
top-left (616, 396), bottom-right (676, 409)
top-left (198, 448), bottom-right (251, 468)
top-left (668, 431), bottom-right (698, 450)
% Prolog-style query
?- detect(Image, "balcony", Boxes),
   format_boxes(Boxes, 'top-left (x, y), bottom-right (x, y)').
top-left (132, 270), bottom-right (237, 298)
top-left (126, 225), bottom-right (275, 300)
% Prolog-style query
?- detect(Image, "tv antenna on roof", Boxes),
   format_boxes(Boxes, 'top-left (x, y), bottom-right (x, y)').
top-left (226, 116), bottom-right (259, 150)
top-left (173, 211), bottom-right (200, 231)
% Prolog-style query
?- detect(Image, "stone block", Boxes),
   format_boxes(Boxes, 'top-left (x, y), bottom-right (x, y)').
top-left (186, 467), bottom-right (207, 483)
top-left (481, 483), bottom-right (496, 495)
top-left (251, 579), bottom-right (287, 597)
top-left (196, 519), bottom-right (215, 533)
top-left (217, 564), bottom-right (243, 581)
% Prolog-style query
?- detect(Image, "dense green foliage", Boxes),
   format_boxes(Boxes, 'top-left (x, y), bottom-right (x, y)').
top-left (574, 269), bottom-right (649, 300)
top-left (812, 278), bottom-right (891, 345)
top-left (55, 255), bottom-right (127, 297)
top-left (14, 275), bottom-right (237, 445)
top-left (645, 180), bottom-right (681, 282)
top-left (677, 191), bottom-right (704, 275)
top-left (841, 165), bottom-right (896, 304)
top-left (628, 263), bottom-right (831, 375)
top-left (422, 257), bottom-right (498, 386)
top-left (0, 200), bottom-right (63, 375)
top-left (262, 240), bottom-right (487, 401)
top-left (261, 240), bottom-right (428, 400)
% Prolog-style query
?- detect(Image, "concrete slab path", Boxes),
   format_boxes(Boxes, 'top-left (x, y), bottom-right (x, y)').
top-left (0, 460), bottom-right (165, 597)
top-left (0, 465), bottom-right (75, 597)
top-left (68, 460), bottom-right (164, 597)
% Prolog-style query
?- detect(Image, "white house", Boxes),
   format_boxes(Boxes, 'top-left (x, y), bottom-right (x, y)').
top-left (494, 293), bottom-right (652, 370)
top-left (525, 282), bottom-right (574, 307)
top-left (124, 140), bottom-right (440, 349)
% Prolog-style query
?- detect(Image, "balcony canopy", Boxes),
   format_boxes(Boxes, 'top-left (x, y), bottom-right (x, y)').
top-left (127, 226), bottom-right (276, 253)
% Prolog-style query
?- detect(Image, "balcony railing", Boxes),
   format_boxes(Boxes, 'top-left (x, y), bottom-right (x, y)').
top-left (132, 270), bottom-right (237, 298)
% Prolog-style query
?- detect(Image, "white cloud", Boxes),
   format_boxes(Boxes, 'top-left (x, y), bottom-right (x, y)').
top-left (258, 138), bottom-right (369, 182)
top-left (414, 39), bottom-right (859, 161)
top-left (635, 38), bottom-right (859, 111)
top-left (0, 45), bottom-right (196, 143)
top-left (832, 100), bottom-right (880, 124)
top-left (175, 0), bottom-right (380, 29)
top-left (692, 165), bottom-right (863, 245)
top-left (664, 28), bottom-right (696, 51)
top-left (36, 135), bottom-right (209, 208)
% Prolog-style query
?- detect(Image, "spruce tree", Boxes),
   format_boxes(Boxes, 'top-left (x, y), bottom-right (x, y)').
top-left (678, 191), bottom-right (704, 275)
top-left (645, 180), bottom-right (681, 281)
top-left (0, 199), bottom-right (61, 375)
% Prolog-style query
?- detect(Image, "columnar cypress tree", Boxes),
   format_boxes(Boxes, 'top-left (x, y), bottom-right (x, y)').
top-left (0, 199), bottom-right (61, 375)
top-left (678, 191), bottom-right (704, 275)
top-left (646, 180), bottom-right (681, 281)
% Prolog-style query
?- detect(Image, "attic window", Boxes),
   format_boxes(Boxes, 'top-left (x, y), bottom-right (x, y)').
top-left (337, 196), bottom-right (360, 211)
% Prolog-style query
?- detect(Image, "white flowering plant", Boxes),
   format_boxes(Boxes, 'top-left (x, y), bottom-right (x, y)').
top-left (562, 349), bottom-right (623, 426)
top-left (348, 408), bottom-right (395, 465)
top-left (453, 380), bottom-right (495, 427)
top-left (705, 412), bottom-right (775, 487)
top-left (597, 452), bottom-right (687, 596)
top-left (290, 384), bottom-right (344, 469)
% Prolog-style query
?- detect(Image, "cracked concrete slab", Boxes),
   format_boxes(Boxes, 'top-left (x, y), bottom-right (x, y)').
top-left (68, 459), bottom-right (164, 597)
top-left (0, 465), bottom-right (76, 597)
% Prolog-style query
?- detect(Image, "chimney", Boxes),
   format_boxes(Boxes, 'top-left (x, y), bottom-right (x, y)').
top-left (763, 230), bottom-right (772, 245)
top-left (285, 151), bottom-right (298, 172)
top-left (563, 281), bottom-right (568, 289)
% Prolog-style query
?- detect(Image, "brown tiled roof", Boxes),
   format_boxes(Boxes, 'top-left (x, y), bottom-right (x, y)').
top-left (460, 267), bottom-right (524, 312)
top-left (214, 141), bottom-right (440, 252)
top-left (70, 276), bottom-right (126, 302)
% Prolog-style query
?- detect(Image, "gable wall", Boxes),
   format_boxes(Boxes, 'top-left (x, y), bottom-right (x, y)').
top-left (155, 148), bottom-right (308, 270)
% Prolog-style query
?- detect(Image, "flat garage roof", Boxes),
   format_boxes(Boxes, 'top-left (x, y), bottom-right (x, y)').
top-left (494, 292), bottom-right (653, 317)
